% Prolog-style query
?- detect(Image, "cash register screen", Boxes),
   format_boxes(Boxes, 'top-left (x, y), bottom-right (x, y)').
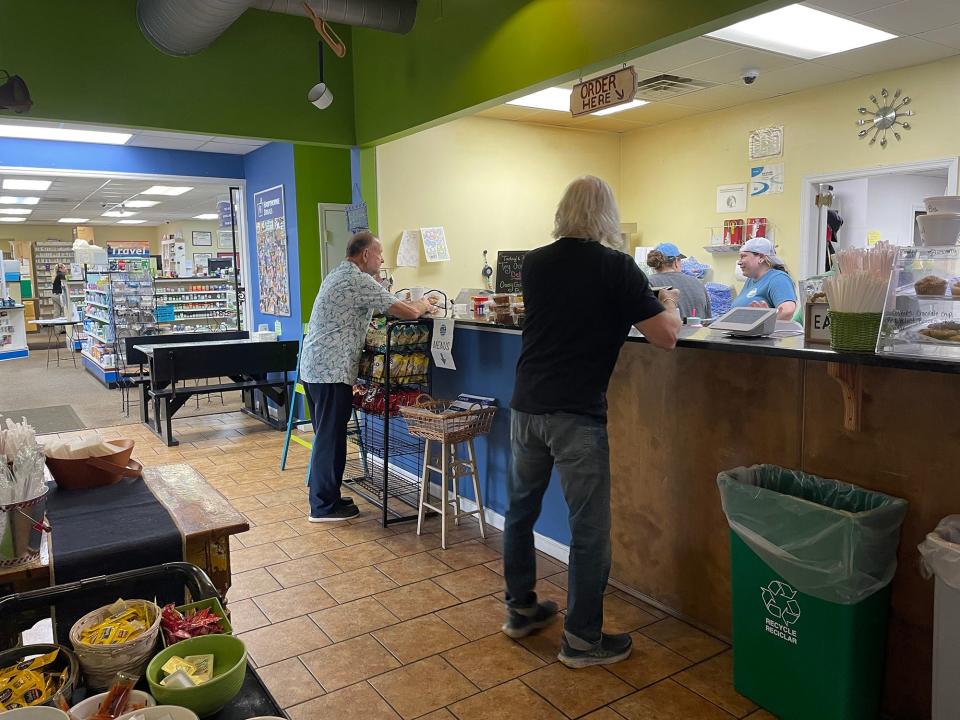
top-left (722, 309), bottom-right (766, 324)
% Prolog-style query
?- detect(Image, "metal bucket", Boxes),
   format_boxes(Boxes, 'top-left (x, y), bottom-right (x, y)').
top-left (0, 487), bottom-right (48, 567)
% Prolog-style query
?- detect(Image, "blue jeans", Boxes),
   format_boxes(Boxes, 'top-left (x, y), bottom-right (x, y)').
top-left (504, 409), bottom-right (612, 646)
top-left (303, 382), bottom-right (353, 517)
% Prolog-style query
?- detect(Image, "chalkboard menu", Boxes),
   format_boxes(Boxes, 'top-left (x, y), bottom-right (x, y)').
top-left (495, 251), bottom-right (528, 293)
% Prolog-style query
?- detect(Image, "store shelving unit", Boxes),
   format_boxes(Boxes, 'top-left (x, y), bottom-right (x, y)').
top-left (81, 271), bottom-right (118, 386)
top-left (31, 240), bottom-right (74, 319)
top-left (109, 256), bottom-right (157, 366)
top-left (160, 237), bottom-right (187, 277)
top-left (154, 276), bottom-right (239, 333)
top-left (345, 318), bottom-right (434, 527)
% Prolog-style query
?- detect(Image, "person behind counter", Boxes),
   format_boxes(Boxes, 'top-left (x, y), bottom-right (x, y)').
top-left (300, 231), bottom-right (434, 522)
top-left (504, 175), bottom-right (681, 669)
top-left (646, 242), bottom-right (711, 320)
top-left (52, 264), bottom-right (66, 318)
top-left (732, 237), bottom-right (797, 320)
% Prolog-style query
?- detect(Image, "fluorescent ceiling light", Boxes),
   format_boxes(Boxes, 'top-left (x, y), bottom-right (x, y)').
top-left (193, 213), bottom-right (218, 220)
top-left (59, 217), bottom-right (89, 223)
top-left (2, 178), bottom-right (51, 191)
top-left (0, 196), bottom-right (40, 205)
top-left (122, 200), bottom-right (160, 208)
top-left (0, 217), bottom-right (26, 223)
top-left (141, 185), bottom-right (193, 196)
top-left (507, 87), bottom-right (571, 112)
top-left (705, 4), bottom-right (896, 59)
top-left (0, 124), bottom-right (131, 145)
top-left (102, 210), bottom-right (138, 218)
top-left (116, 219), bottom-right (146, 224)
top-left (592, 99), bottom-right (649, 116)
top-left (0, 208), bottom-right (31, 215)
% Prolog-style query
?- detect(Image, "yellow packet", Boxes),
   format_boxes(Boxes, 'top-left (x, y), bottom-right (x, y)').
top-left (161, 657), bottom-right (197, 677)
top-left (9, 650), bottom-right (59, 674)
top-left (184, 654), bottom-right (214, 685)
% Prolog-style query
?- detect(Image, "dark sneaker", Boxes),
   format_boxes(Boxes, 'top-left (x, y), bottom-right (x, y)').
top-left (309, 504), bottom-right (360, 522)
top-left (558, 632), bottom-right (633, 668)
top-left (501, 601), bottom-right (559, 639)
top-left (336, 496), bottom-right (356, 506)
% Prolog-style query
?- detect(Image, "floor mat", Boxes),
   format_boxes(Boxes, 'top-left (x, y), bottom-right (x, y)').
top-left (0, 404), bottom-right (85, 433)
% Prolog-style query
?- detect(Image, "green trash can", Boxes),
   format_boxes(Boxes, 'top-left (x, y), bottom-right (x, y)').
top-left (718, 465), bottom-right (908, 720)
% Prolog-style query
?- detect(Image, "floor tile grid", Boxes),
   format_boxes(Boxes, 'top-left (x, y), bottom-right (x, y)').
top-left (41, 415), bottom-right (757, 720)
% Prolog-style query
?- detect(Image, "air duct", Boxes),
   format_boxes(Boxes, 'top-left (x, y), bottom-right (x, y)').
top-left (137, 0), bottom-right (417, 57)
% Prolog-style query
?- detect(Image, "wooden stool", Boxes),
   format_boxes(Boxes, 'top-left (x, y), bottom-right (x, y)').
top-left (417, 437), bottom-right (486, 549)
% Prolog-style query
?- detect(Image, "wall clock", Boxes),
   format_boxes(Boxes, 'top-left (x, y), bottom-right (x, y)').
top-left (856, 88), bottom-right (914, 148)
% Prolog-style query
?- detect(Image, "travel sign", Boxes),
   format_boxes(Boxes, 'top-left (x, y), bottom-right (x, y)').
top-left (570, 66), bottom-right (637, 117)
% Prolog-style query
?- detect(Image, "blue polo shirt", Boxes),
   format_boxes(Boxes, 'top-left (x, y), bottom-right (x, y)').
top-left (732, 269), bottom-right (797, 310)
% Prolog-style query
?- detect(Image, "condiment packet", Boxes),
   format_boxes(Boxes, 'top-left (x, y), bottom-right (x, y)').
top-left (184, 654), bottom-right (214, 685)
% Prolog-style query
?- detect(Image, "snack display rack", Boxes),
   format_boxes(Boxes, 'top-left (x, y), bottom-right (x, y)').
top-left (31, 240), bottom-right (74, 319)
top-left (154, 277), bottom-right (239, 334)
top-left (109, 256), bottom-right (157, 367)
top-left (346, 317), bottom-right (434, 526)
top-left (877, 245), bottom-right (960, 361)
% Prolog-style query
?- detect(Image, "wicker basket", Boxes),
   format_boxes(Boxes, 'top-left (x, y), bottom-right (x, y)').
top-left (399, 394), bottom-right (497, 443)
top-left (69, 599), bottom-right (162, 689)
top-left (829, 311), bottom-right (883, 353)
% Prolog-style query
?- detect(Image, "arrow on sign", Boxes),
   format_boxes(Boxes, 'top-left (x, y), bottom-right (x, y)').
top-left (616, 89), bottom-right (624, 100)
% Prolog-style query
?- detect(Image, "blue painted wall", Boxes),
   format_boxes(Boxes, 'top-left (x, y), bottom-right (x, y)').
top-left (433, 326), bottom-right (572, 547)
top-left (241, 143), bottom-right (302, 340)
top-left (0, 138), bottom-right (243, 178)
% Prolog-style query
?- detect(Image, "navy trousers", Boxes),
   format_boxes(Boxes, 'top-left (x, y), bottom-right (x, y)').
top-left (303, 381), bottom-right (353, 517)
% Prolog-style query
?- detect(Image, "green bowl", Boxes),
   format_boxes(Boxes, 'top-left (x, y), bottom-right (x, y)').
top-left (146, 635), bottom-right (246, 718)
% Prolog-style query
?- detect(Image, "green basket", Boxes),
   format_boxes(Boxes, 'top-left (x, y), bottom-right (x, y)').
top-left (828, 311), bottom-right (882, 353)
top-left (161, 596), bottom-right (233, 648)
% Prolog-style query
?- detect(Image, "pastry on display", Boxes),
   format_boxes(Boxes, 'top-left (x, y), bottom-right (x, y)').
top-left (952, 281), bottom-right (960, 297)
top-left (915, 275), bottom-right (947, 296)
top-left (919, 321), bottom-right (960, 342)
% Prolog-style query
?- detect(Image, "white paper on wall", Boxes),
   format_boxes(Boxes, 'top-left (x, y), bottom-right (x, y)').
top-left (420, 226), bottom-right (451, 263)
top-left (396, 230), bottom-right (420, 267)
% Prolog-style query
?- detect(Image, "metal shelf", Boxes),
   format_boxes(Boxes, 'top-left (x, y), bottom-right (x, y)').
top-left (703, 245), bottom-right (743, 254)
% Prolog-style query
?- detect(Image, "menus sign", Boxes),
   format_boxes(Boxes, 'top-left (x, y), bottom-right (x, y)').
top-left (431, 317), bottom-right (456, 370)
top-left (570, 67), bottom-right (637, 117)
top-left (495, 250), bottom-right (528, 293)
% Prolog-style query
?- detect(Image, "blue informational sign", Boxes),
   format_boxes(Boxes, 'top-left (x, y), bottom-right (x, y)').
top-left (218, 200), bottom-right (232, 230)
top-left (107, 246), bottom-right (150, 258)
top-left (155, 305), bottom-right (175, 323)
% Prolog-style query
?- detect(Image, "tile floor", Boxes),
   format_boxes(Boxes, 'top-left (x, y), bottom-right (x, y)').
top-left (42, 412), bottom-right (777, 720)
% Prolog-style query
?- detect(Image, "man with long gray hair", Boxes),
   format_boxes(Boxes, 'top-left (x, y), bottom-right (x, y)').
top-left (502, 176), bottom-right (681, 667)
top-left (300, 231), bottom-right (433, 522)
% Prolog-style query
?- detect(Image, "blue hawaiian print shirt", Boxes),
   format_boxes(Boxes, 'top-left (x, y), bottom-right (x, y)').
top-left (300, 261), bottom-right (397, 384)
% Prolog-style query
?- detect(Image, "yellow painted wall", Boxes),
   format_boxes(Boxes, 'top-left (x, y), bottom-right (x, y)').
top-left (155, 220), bottom-right (226, 269)
top-left (620, 55), bottom-right (960, 286)
top-left (377, 116), bottom-right (621, 293)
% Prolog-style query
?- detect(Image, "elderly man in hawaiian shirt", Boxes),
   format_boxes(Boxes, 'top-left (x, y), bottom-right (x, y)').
top-left (300, 231), bottom-right (432, 521)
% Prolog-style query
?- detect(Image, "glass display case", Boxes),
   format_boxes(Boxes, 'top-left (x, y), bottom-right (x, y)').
top-left (877, 245), bottom-right (960, 361)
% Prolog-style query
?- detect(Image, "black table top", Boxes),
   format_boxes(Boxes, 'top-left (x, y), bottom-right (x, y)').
top-left (133, 338), bottom-right (281, 356)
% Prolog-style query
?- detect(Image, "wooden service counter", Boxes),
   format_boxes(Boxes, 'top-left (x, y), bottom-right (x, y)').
top-left (608, 327), bottom-right (960, 719)
top-left (440, 317), bottom-right (957, 717)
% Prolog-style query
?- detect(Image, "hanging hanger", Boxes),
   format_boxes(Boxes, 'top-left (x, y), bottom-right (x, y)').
top-left (303, 2), bottom-right (347, 58)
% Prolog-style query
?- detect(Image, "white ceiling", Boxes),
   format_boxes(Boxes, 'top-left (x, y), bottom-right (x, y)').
top-left (0, 173), bottom-right (232, 226)
top-left (478, 0), bottom-right (960, 132)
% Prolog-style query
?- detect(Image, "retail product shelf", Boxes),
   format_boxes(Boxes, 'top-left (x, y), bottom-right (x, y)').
top-left (86, 300), bottom-right (111, 310)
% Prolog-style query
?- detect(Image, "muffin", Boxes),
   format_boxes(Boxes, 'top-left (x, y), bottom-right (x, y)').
top-left (915, 275), bottom-right (947, 296)
top-left (952, 281), bottom-right (960, 297)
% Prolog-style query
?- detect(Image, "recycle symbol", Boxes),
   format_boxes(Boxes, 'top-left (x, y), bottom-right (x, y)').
top-left (761, 580), bottom-right (801, 626)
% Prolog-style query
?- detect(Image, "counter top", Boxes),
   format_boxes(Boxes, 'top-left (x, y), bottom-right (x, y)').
top-left (449, 314), bottom-right (960, 375)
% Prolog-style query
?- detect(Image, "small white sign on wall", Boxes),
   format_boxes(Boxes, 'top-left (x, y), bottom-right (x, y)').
top-left (749, 125), bottom-right (784, 160)
top-left (717, 184), bottom-right (748, 213)
top-left (750, 164), bottom-right (784, 196)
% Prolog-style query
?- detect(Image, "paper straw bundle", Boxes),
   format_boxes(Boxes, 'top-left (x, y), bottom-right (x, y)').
top-left (823, 242), bottom-right (897, 313)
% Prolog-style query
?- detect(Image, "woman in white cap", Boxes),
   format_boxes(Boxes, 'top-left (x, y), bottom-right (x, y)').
top-left (732, 237), bottom-right (797, 320)
top-left (646, 242), bottom-right (711, 320)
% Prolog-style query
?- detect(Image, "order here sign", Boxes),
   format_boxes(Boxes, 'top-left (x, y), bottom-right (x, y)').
top-left (570, 67), bottom-right (638, 117)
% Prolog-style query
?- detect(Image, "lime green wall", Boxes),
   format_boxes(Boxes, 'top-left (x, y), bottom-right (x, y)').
top-left (0, 0), bottom-right (355, 146)
top-left (359, 147), bottom-right (379, 234)
top-left (293, 144), bottom-right (352, 316)
top-left (352, 0), bottom-right (785, 145)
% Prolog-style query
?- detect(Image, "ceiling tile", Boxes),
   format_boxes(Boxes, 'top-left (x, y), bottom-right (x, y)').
top-left (210, 136), bottom-right (266, 146)
top-left (813, 35), bottom-right (956, 74)
top-left (126, 136), bottom-right (207, 151)
top-left (620, 102), bottom-right (704, 126)
top-left (198, 141), bottom-right (262, 155)
top-left (751, 61), bottom-right (862, 96)
top-left (632, 37), bottom-right (740, 72)
top-left (803, 0), bottom-right (901, 15)
top-left (675, 48), bottom-right (802, 85)
top-left (856, 0), bottom-right (960, 35)
top-left (666, 82), bottom-right (779, 110)
top-left (917, 22), bottom-right (960, 49)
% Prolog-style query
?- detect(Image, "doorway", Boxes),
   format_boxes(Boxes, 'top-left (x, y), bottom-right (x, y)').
top-left (799, 157), bottom-right (959, 280)
top-left (318, 203), bottom-right (350, 278)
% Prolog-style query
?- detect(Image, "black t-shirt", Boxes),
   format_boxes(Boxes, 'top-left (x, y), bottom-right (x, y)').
top-left (52, 271), bottom-right (65, 295)
top-left (511, 237), bottom-right (664, 419)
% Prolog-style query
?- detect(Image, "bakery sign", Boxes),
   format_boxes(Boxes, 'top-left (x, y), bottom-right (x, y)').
top-left (570, 66), bottom-right (637, 117)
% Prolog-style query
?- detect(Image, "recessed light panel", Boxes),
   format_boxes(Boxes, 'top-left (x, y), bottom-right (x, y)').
top-left (102, 210), bottom-right (138, 218)
top-left (2, 178), bottom-right (51, 191)
top-left (122, 200), bottom-right (161, 208)
top-left (0, 217), bottom-right (26, 223)
top-left (0, 208), bottom-right (31, 215)
top-left (141, 185), bottom-right (193, 196)
top-left (59, 217), bottom-right (89, 223)
top-left (193, 213), bottom-right (218, 220)
top-left (507, 87), bottom-right (572, 112)
top-left (0, 124), bottom-right (131, 144)
top-left (706, 4), bottom-right (896, 60)
top-left (116, 219), bottom-right (146, 224)
top-left (0, 196), bottom-right (40, 205)
top-left (592, 99), bottom-right (649, 116)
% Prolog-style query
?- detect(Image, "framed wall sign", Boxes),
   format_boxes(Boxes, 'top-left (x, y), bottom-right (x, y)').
top-left (192, 230), bottom-right (213, 247)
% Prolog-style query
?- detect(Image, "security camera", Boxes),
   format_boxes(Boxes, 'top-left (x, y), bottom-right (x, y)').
top-left (741, 69), bottom-right (760, 85)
